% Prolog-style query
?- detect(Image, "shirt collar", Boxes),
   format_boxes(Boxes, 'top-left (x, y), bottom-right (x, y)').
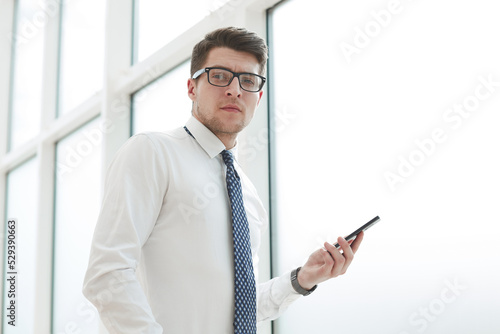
top-left (185, 116), bottom-right (238, 159)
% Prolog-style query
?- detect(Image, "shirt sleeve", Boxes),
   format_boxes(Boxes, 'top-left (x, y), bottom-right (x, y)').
top-left (257, 271), bottom-right (302, 322)
top-left (82, 134), bottom-right (167, 333)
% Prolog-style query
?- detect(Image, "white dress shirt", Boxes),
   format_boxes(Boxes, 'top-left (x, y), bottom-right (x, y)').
top-left (83, 116), bottom-right (301, 333)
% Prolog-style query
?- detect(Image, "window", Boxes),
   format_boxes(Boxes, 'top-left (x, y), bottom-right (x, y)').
top-left (269, 0), bottom-right (500, 333)
top-left (133, 0), bottom-right (232, 62)
top-left (132, 60), bottom-right (192, 134)
top-left (52, 118), bottom-right (102, 333)
top-left (8, 0), bottom-right (45, 150)
top-left (58, 0), bottom-right (105, 115)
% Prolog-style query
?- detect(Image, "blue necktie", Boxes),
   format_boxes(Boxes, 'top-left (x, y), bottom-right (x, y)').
top-left (221, 150), bottom-right (257, 334)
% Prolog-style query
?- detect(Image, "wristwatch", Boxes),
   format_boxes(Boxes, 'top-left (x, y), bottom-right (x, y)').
top-left (291, 267), bottom-right (317, 296)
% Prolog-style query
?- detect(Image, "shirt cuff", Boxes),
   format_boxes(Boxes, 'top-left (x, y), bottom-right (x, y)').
top-left (272, 270), bottom-right (303, 306)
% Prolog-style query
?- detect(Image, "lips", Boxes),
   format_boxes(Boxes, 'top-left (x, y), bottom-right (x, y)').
top-left (220, 104), bottom-right (242, 113)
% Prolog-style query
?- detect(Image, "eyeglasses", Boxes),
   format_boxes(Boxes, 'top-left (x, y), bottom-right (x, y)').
top-left (192, 67), bottom-right (266, 92)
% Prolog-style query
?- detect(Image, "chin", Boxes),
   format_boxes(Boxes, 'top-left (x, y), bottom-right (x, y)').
top-left (217, 114), bottom-right (249, 132)
top-left (221, 122), bottom-right (247, 135)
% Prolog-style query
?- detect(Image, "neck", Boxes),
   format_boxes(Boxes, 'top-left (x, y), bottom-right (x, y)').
top-left (191, 112), bottom-right (239, 150)
top-left (216, 133), bottom-right (237, 150)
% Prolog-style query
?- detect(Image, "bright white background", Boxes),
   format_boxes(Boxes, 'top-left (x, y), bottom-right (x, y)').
top-left (132, 60), bottom-right (192, 134)
top-left (1, 0), bottom-right (499, 333)
top-left (270, 0), bottom-right (500, 333)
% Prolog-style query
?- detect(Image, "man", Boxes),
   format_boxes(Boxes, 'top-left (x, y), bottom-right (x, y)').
top-left (83, 26), bottom-right (363, 333)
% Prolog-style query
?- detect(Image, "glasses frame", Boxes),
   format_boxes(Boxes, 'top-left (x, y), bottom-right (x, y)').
top-left (192, 67), bottom-right (266, 92)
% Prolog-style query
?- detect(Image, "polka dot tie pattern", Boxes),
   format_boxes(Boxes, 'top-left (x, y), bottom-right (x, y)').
top-left (221, 150), bottom-right (257, 334)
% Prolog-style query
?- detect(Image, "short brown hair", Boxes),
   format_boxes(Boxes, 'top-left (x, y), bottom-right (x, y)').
top-left (190, 27), bottom-right (268, 77)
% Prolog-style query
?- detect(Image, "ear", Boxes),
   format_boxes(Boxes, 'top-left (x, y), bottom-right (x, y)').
top-left (187, 78), bottom-right (197, 102)
top-left (256, 90), bottom-right (264, 106)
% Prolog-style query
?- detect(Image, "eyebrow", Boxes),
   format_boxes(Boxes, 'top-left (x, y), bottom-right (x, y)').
top-left (208, 65), bottom-right (258, 74)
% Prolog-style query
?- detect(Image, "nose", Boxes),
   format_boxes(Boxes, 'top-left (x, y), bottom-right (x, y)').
top-left (224, 76), bottom-right (242, 97)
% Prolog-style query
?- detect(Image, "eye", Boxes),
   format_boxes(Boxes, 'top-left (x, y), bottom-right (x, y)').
top-left (210, 70), bottom-right (230, 81)
top-left (240, 75), bottom-right (256, 85)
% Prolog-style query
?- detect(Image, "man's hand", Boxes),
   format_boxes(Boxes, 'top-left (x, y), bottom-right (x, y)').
top-left (297, 231), bottom-right (364, 290)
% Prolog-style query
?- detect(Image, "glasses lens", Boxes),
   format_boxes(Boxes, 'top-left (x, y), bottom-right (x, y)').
top-left (208, 68), bottom-right (232, 86)
top-left (239, 74), bottom-right (262, 92)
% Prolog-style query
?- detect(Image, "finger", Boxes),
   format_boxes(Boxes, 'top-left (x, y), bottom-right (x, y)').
top-left (321, 248), bottom-right (334, 269)
top-left (350, 231), bottom-right (364, 254)
top-left (308, 249), bottom-right (336, 284)
top-left (324, 242), bottom-right (346, 277)
top-left (338, 236), bottom-right (354, 259)
top-left (339, 236), bottom-right (357, 248)
top-left (337, 237), bottom-right (354, 275)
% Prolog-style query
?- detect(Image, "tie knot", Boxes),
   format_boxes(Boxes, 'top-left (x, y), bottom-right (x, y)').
top-left (221, 150), bottom-right (234, 167)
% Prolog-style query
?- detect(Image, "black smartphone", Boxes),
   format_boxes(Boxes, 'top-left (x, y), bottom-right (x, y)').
top-left (333, 216), bottom-right (380, 248)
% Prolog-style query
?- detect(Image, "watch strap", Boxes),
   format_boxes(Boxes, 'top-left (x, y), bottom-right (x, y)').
top-left (291, 267), bottom-right (317, 296)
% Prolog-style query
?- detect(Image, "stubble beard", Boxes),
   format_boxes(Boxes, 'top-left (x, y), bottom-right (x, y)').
top-left (195, 103), bottom-right (248, 136)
